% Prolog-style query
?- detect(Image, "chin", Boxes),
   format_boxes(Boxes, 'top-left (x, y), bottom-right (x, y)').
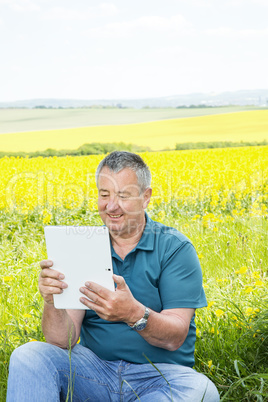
top-left (106, 222), bottom-right (123, 232)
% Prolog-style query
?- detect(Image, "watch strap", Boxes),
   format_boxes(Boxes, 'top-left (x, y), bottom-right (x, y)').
top-left (128, 307), bottom-right (150, 330)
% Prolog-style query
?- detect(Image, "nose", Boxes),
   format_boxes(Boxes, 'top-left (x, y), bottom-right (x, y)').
top-left (106, 195), bottom-right (120, 212)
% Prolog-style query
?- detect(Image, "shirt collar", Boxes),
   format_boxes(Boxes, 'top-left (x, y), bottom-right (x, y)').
top-left (135, 211), bottom-right (155, 251)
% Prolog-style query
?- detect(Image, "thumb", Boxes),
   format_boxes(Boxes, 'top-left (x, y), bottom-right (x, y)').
top-left (113, 274), bottom-right (127, 290)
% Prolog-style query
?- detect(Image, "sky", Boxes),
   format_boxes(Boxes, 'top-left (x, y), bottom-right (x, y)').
top-left (0, 0), bottom-right (268, 101)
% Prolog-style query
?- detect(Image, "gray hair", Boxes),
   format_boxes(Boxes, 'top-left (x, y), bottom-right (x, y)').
top-left (96, 151), bottom-right (151, 192)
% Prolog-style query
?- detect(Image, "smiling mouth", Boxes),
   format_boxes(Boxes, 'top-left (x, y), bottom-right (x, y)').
top-left (108, 214), bottom-right (123, 219)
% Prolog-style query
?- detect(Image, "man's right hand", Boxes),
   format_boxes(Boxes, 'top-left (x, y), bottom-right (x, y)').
top-left (39, 260), bottom-right (68, 305)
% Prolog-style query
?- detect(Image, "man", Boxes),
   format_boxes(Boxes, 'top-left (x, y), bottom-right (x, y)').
top-left (7, 151), bottom-right (219, 401)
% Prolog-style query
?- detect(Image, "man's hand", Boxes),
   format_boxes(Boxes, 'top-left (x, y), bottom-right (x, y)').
top-left (39, 260), bottom-right (68, 305)
top-left (79, 274), bottom-right (144, 323)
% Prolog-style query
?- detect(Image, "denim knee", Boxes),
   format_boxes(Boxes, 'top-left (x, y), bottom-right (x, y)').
top-left (9, 342), bottom-right (37, 369)
top-left (201, 374), bottom-right (220, 402)
top-left (9, 341), bottom-right (58, 373)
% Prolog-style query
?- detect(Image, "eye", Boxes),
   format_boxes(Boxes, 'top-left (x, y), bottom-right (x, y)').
top-left (119, 194), bottom-right (130, 199)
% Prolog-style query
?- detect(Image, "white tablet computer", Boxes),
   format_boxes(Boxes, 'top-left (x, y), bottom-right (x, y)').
top-left (44, 226), bottom-right (114, 309)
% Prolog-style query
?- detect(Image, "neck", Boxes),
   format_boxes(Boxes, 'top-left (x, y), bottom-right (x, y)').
top-left (110, 217), bottom-right (146, 254)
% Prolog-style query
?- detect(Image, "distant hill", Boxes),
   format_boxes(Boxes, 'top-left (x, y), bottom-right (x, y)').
top-left (0, 89), bottom-right (268, 109)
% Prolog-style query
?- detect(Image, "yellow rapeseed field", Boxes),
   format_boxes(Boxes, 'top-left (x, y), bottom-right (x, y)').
top-left (1, 146), bottom-right (267, 217)
top-left (1, 146), bottom-right (268, 400)
top-left (0, 110), bottom-right (267, 152)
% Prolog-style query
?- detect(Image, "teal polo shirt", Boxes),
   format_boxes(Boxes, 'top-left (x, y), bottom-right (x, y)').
top-left (80, 213), bottom-right (207, 367)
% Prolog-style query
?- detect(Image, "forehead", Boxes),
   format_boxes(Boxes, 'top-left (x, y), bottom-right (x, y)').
top-left (98, 167), bottom-right (139, 190)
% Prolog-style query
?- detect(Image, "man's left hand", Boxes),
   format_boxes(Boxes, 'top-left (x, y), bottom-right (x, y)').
top-left (79, 274), bottom-right (144, 323)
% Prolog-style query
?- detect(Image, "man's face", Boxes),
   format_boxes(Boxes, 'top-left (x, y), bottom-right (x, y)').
top-left (97, 167), bottom-right (151, 239)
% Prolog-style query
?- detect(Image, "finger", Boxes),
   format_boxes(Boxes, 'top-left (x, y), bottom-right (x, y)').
top-left (40, 268), bottom-right (65, 281)
top-left (79, 296), bottom-right (97, 309)
top-left (42, 285), bottom-right (65, 295)
top-left (79, 297), bottom-right (108, 321)
top-left (84, 282), bottom-right (110, 299)
top-left (40, 260), bottom-right (53, 269)
top-left (41, 277), bottom-right (68, 290)
top-left (113, 274), bottom-right (126, 289)
top-left (79, 286), bottom-right (103, 305)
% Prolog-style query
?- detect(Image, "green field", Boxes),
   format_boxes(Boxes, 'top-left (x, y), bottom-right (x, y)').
top-left (1, 108), bottom-right (268, 153)
top-left (0, 106), bottom-right (261, 134)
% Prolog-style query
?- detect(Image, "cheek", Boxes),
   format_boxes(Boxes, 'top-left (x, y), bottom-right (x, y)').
top-left (98, 200), bottom-right (105, 212)
top-left (122, 201), bottom-right (142, 215)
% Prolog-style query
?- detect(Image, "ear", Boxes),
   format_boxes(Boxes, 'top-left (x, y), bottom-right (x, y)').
top-left (142, 187), bottom-right (152, 209)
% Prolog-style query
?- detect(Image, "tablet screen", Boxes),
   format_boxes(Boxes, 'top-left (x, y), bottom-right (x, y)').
top-left (44, 226), bottom-right (114, 309)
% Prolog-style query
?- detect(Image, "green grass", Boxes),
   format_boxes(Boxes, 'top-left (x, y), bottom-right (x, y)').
top-left (0, 142), bottom-right (151, 159)
top-left (2, 139), bottom-right (268, 159)
top-left (0, 106), bottom-right (262, 134)
top-left (0, 204), bottom-right (267, 401)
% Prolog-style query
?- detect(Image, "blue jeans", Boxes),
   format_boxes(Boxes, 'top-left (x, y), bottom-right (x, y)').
top-left (7, 342), bottom-right (220, 401)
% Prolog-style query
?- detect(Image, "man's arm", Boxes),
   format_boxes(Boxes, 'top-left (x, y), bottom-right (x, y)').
top-left (39, 260), bottom-right (85, 349)
top-left (128, 307), bottom-right (195, 351)
top-left (79, 274), bottom-right (194, 351)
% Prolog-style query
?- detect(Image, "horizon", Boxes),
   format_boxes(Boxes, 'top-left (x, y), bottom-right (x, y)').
top-left (1, 88), bottom-right (268, 105)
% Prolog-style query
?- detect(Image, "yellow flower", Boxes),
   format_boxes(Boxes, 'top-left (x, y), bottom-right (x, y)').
top-left (238, 266), bottom-right (248, 274)
top-left (23, 313), bottom-right (31, 318)
top-left (252, 271), bottom-right (260, 279)
top-left (203, 283), bottom-right (209, 289)
top-left (245, 307), bottom-right (253, 315)
top-left (157, 210), bottom-right (165, 221)
top-left (198, 253), bottom-right (204, 259)
top-left (255, 280), bottom-right (264, 287)
top-left (216, 278), bottom-right (227, 283)
top-left (2, 276), bottom-right (14, 283)
top-left (215, 309), bottom-right (224, 317)
top-left (196, 328), bottom-right (201, 337)
top-left (245, 286), bottom-right (253, 293)
top-left (42, 209), bottom-right (52, 225)
top-left (210, 327), bottom-right (219, 335)
top-left (208, 360), bottom-right (213, 369)
top-left (207, 301), bottom-right (215, 310)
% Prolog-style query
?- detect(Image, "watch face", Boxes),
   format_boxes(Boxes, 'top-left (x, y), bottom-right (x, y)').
top-left (129, 307), bottom-right (150, 331)
top-left (134, 320), bottom-right (147, 331)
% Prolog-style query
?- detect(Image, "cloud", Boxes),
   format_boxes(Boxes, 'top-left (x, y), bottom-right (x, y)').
top-left (0, 0), bottom-right (40, 12)
top-left (205, 27), bottom-right (268, 38)
top-left (43, 3), bottom-right (119, 21)
top-left (99, 3), bottom-right (119, 17)
top-left (238, 28), bottom-right (268, 38)
top-left (43, 6), bottom-right (88, 21)
top-left (86, 14), bottom-right (193, 38)
top-left (225, 0), bottom-right (268, 6)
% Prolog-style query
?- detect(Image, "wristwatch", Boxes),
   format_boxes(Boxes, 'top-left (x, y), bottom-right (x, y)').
top-left (128, 307), bottom-right (150, 331)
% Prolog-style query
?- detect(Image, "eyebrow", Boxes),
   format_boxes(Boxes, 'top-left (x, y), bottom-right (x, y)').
top-left (98, 189), bottom-right (132, 196)
top-left (118, 190), bottom-right (132, 195)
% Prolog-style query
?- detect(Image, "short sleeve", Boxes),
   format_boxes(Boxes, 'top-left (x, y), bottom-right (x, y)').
top-left (159, 241), bottom-right (207, 309)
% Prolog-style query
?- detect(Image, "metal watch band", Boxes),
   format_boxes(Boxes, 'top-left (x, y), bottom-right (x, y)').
top-left (128, 307), bottom-right (150, 331)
